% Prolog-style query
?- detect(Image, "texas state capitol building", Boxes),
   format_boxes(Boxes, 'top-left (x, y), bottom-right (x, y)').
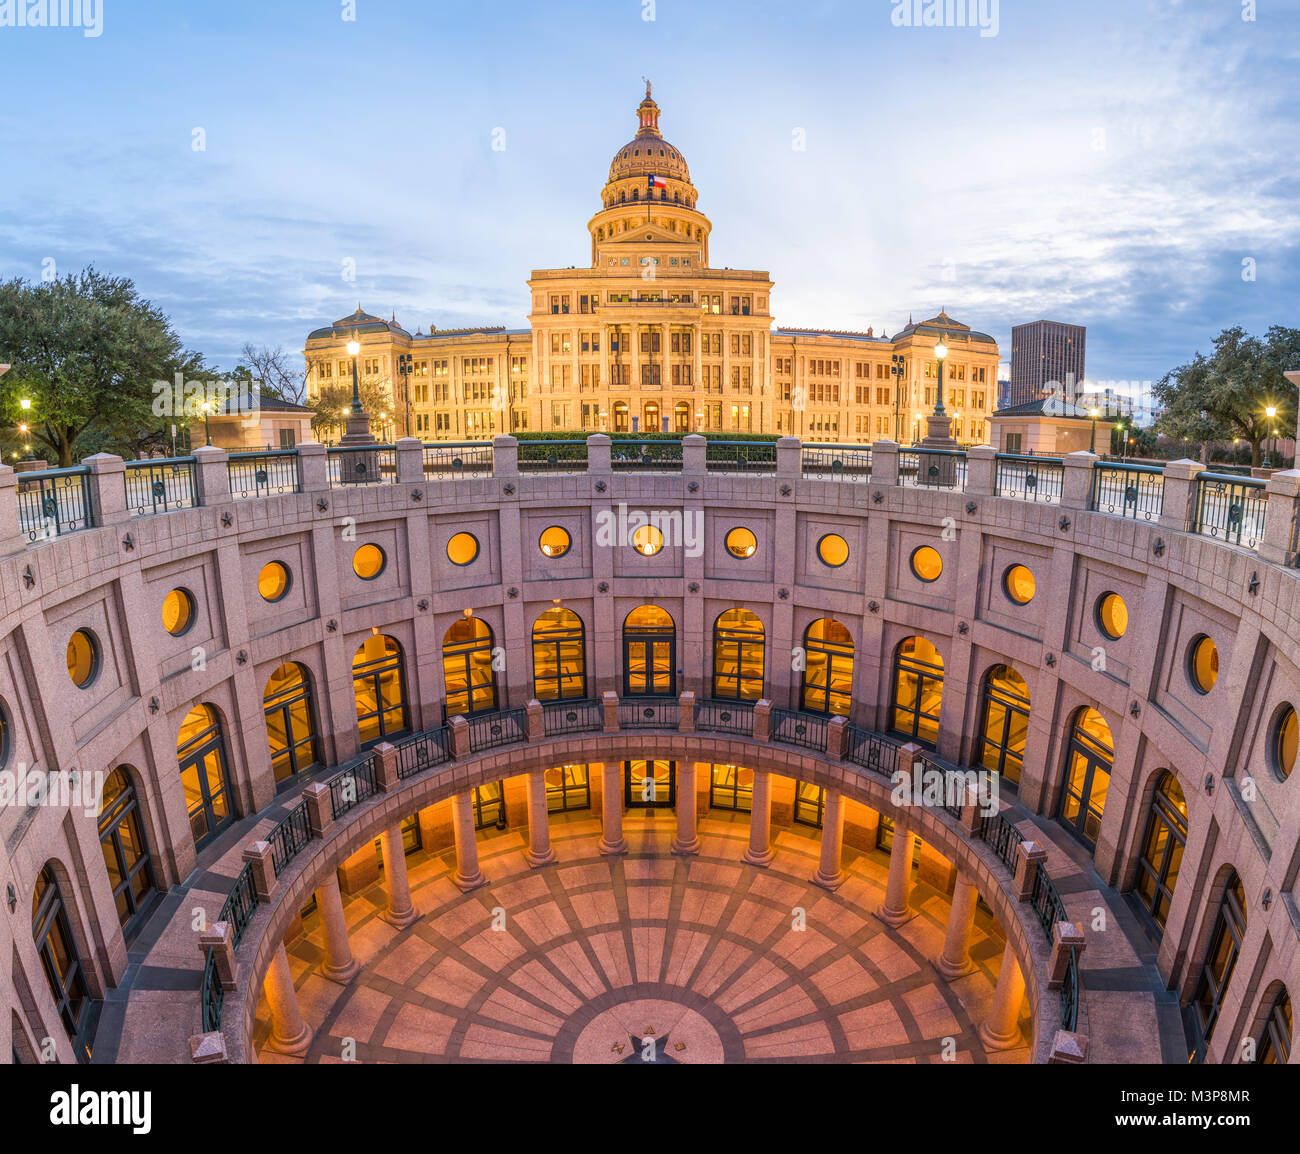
top-left (305, 85), bottom-right (998, 445)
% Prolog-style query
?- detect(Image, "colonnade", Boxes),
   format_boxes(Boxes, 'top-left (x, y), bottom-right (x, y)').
top-left (260, 765), bottom-right (1028, 1056)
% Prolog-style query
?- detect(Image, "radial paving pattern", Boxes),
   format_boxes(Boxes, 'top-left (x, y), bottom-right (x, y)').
top-left (256, 813), bottom-right (1031, 1064)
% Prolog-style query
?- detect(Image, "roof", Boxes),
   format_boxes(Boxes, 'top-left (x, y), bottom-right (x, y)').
top-left (992, 396), bottom-right (1102, 420)
top-left (307, 306), bottom-right (411, 341)
top-left (892, 309), bottom-right (997, 345)
top-left (774, 328), bottom-right (890, 343)
top-left (412, 326), bottom-right (528, 342)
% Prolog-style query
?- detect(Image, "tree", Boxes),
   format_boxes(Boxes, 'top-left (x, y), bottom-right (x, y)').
top-left (236, 343), bottom-right (315, 406)
top-left (1154, 326), bottom-right (1300, 466)
top-left (0, 268), bottom-right (205, 466)
top-left (310, 379), bottom-right (394, 442)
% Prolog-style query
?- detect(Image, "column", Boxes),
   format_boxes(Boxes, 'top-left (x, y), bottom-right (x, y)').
top-left (263, 942), bottom-right (313, 1057)
top-left (598, 762), bottom-right (627, 855)
top-left (672, 761), bottom-right (701, 855)
top-left (934, 875), bottom-right (979, 980)
top-left (743, 768), bottom-right (775, 866)
top-left (452, 792), bottom-right (487, 891)
top-left (876, 822), bottom-right (915, 926)
top-left (380, 823), bottom-right (419, 927)
top-left (812, 787), bottom-right (846, 890)
top-left (979, 941), bottom-right (1027, 1051)
top-left (525, 768), bottom-right (557, 867)
top-left (315, 871), bottom-right (359, 983)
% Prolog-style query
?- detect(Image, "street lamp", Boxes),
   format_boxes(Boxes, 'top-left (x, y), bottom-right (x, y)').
top-left (933, 337), bottom-right (948, 416)
top-left (397, 352), bottom-right (413, 439)
top-left (1115, 423), bottom-right (1126, 461)
top-left (890, 354), bottom-right (906, 441)
top-left (346, 338), bottom-right (363, 415)
top-left (1264, 404), bottom-right (1278, 467)
top-left (913, 411), bottom-right (923, 444)
top-left (199, 399), bottom-right (213, 446)
top-left (1089, 406), bottom-right (1100, 454)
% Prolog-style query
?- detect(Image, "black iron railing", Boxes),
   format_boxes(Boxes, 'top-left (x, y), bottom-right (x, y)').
top-left (422, 442), bottom-right (494, 479)
top-left (1060, 945), bottom-right (1080, 1031)
top-left (706, 441), bottom-right (777, 474)
top-left (328, 445), bottom-right (398, 486)
top-left (200, 948), bottom-right (224, 1032)
top-left (695, 698), bottom-right (756, 736)
top-left (610, 440), bottom-right (683, 472)
top-left (394, 729), bottom-right (452, 779)
top-left (542, 699), bottom-right (604, 736)
top-left (228, 450), bottom-right (301, 498)
top-left (844, 726), bottom-right (900, 778)
top-left (1029, 866), bottom-right (1068, 943)
top-left (518, 440), bottom-right (588, 473)
top-left (994, 454), bottom-right (1064, 503)
top-left (801, 444), bottom-right (872, 481)
top-left (219, 862), bottom-right (259, 948)
top-left (329, 755), bottom-right (379, 819)
top-left (619, 697), bottom-right (680, 729)
top-left (267, 802), bottom-right (312, 877)
top-left (16, 466), bottom-right (93, 541)
top-left (982, 812), bottom-right (1023, 873)
top-left (1192, 473), bottom-right (1267, 549)
top-left (899, 448), bottom-right (967, 491)
top-left (770, 707), bottom-right (829, 752)
top-left (465, 708), bottom-right (528, 752)
top-left (124, 457), bottom-right (198, 516)
top-left (1091, 462), bottom-right (1163, 521)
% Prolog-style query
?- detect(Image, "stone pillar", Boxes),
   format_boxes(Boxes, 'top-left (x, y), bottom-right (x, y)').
top-left (979, 941), bottom-right (1027, 1051)
top-left (743, 767), bottom-right (775, 866)
top-left (775, 435), bottom-right (801, 479)
top-left (199, 922), bottom-right (237, 991)
top-left (315, 870), bottom-right (359, 983)
top-left (965, 444), bottom-right (997, 496)
top-left (84, 453), bottom-right (129, 525)
top-left (493, 434), bottom-right (518, 477)
top-left (380, 823), bottom-right (419, 927)
top-left (525, 768), bottom-right (557, 867)
top-left (1158, 458), bottom-right (1205, 531)
top-left (526, 698), bottom-right (544, 741)
top-left (1258, 468), bottom-right (1300, 567)
top-left (1061, 450), bottom-right (1097, 510)
top-left (297, 441), bottom-right (328, 492)
top-left (242, 841), bottom-right (277, 902)
top-left (191, 445), bottom-right (235, 507)
top-left (1049, 922), bottom-right (1086, 988)
top-left (1013, 840), bottom-right (1047, 901)
top-left (871, 440), bottom-right (900, 486)
top-left (598, 762), bottom-right (626, 855)
top-left (813, 787), bottom-right (846, 890)
top-left (678, 689), bottom-right (696, 732)
top-left (934, 875), bottom-right (979, 980)
top-left (587, 432), bottom-right (612, 473)
top-left (601, 689), bottom-right (620, 732)
top-left (263, 942), bottom-right (313, 1057)
top-left (303, 782), bottom-right (333, 838)
top-left (752, 698), bottom-right (772, 742)
top-left (672, 760), bottom-right (701, 855)
top-left (876, 820), bottom-right (916, 926)
top-left (0, 466), bottom-right (22, 557)
top-left (395, 436), bottom-right (424, 484)
top-left (682, 433), bottom-right (707, 474)
top-left (451, 792), bottom-right (487, 890)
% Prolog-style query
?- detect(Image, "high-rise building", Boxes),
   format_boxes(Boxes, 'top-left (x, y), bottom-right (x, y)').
top-left (1007, 319), bottom-right (1086, 408)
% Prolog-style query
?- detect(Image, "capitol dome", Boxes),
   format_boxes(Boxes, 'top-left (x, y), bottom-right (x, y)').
top-left (606, 82), bottom-right (693, 188)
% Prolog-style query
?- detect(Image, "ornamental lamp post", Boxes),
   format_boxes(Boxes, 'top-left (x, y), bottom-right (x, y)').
top-left (1264, 404), bottom-right (1277, 468)
top-left (1089, 407), bottom-right (1100, 454)
top-left (933, 336), bottom-right (948, 417)
top-left (340, 335), bottom-right (376, 448)
top-left (397, 352), bottom-right (413, 438)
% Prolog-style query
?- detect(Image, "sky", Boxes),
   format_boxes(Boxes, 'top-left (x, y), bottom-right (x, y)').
top-left (1, 0), bottom-right (1297, 390)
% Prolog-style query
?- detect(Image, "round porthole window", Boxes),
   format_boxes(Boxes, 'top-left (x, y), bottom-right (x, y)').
top-left (817, 533), bottom-right (850, 568)
top-left (725, 527), bottom-right (758, 558)
top-left (352, 544), bottom-right (387, 580)
top-left (539, 526), bottom-right (572, 558)
top-left (161, 588), bottom-right (196, 636)
top-left (910, 546), bottom-right (943, 583)
top-left (632, 525), bottom-right (664, 556)
top-left (67, 629), bottom-right (100, 688)
top-left (1187, 634), bottom-right (1219, 695)
top-left (1003, 564), bottom-right (1035, 604)
top-left (1096, 592), bottom-right (1128, 640)
top-left (258, 562), bottom-right (291, 603)
top-left (447, 532), bottom-right (480, 566)
top-left (1271, 704), bottom-right (1297, 781)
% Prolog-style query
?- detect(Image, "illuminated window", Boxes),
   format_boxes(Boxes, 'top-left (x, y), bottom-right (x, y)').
top-left (793, 781), bottom-right (825, 827)
top-left (816, 533), bottom-right (849, 568)
top-left (161, 588), bottom-right (195, 636)
top-left (1134, 771), bottom-right (1187, 934)
top-left (708, 764), bottom-right (753, 811)
top-left (66, 629), bottom-right (100, 688)
top-left (1192, 872), bottom-right (1247, 1054)
top-left (32, 866), bottom-right (91, 1049)
top-left (352, 544), bottom-right (386, 580)
top-left (625, 760), bottom-right (675, 808)
top-left (1257, 989), bottom-right (1292, 1065)
top-left (539, 526), bottom-right (572, 558)
top-left (352, 635), bottom-right (408, 744)
top-left (910, 545), bottom-right (943, 583)
top-left (178, 703), bottom-right (233, 849)
top-left (443, 617), bottom-right (498, 717)
top-left (976, 664), bottom-right (1030, 785)
top-left (532, 608), bottom-right (586, 702)
top-left (892, 636), bottom-right (944, 746)
top-left (545, 764), bottom-right (591, 813)
top-left (264, 662), bottom-right (320, 786)
top-left (257, 561), bottom-right (291, 602)
top-left (1096, 592), bottom-right (1128, 640)
top-left (712, 608), bottom-right (765, 702)
top-left (1187, 635), bottom-right (1218, 694)
top-left (1272, 705), bottom-right (1297, 781)
top-left (1058, 707), bottom-right (1113, 848)
top-left (632, 524), bottom-right (664, 556)
top-left (623, 606), bottom-right (676, 697)
top-left (471, 781), bottom-right (508, 830)
top-left (725, 527), bottom-right (757, 558)
top-left (800, 618), bottom-right (853, 716)
top-left (1003, 564), bottom-right (1035, 604)
top-left (97, 768), bottom-right (157, 936)
top-left (447, 532), bottom-right (480, 566)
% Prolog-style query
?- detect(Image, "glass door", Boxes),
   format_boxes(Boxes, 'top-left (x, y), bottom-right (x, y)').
top-left (625, 760), bottom-right (676, 808)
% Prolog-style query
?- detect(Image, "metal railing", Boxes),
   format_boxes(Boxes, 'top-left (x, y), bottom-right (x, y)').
top-left (844, 726), bottom-right (900, 779)
top-left (694, 698), bottom-right (756, 736)
top-left (542, 699), bottom-right (604, 736)
top-left (770, 707), bottom-right (829, 752)
top-left (610, 440), bottom-right (683, 472)
top-left (201, 948), bottom-right (224, 1032)
top-left (982, 812), bottom-right (1023, 873)
top-left (1060, 945), bottom-right (1080, 1031)
top-left (228, 450), bottom-right (301, 499)
top-left (329, 755), bottom-right (379, 819)
top-left (1091, 462), bottom-right (1164, 522)
top-left (1192, 473), bottom-right (1267, 549)
top-left (465, 707), bottom-right (528, 752)
top-left (219, 862), bottom-right (259, 948)
top-left (706, 441), bottom-right (777, 474)
top-left (994, 454), bottom-right (1064, 503)
top-left (328, 445), bottom-right (398, 487)
top-left (517, 440), bottom-right (588, 473)
top-left (422, 442), bottom-right (494, 479)
top-left (898, 448), bottom-right (967, 491)
top-left (801, 444), bottom-right (873, 481)
top-left (16, 466), bottom-right (93, 541)
top-left (267, 802), bottom-right (311, 877)
top-left (619, 697), bottom-right (680, 729)
top-left (124, 457), bottom-right (198, 516)
top-left (394, 728), bottom-right (452, 779)
top-left (1029, 866), bottom-right (1068, 943)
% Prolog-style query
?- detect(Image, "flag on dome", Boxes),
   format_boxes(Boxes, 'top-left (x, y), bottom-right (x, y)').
top-left (647, 175), bottom-right (667, 190)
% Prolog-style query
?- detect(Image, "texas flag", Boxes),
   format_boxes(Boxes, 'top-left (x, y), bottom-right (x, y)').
top-left (647, 175), bottom-right (668, 190)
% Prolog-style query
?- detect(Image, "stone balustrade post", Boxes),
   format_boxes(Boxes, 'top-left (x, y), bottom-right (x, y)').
top-left (1048, 922), bottom-right (1086, 989)
top-left (242, 840), bottom-right (277, 902)
top-left (682, 433), bottom-right (707, 474)
top-left (826, 715), bottom-right (848, 759)
top-left (189, 1032), bottom-right (229, 1064)
top-left (960, 774), bottom-right (986, 836)
top-left (602, 690), bottom-right (620, 732)
top-left (303, 782), bottom-right (333, 838)
top-left (752, 698), bottom-right (772, 742)
top-left (1013, 839), bottom-right (1047, 901)
top-left (870, 440), bottom-right (899, 486)
top-left (1258, 469), bottom-right (1300, 567)
top-left (1048, 1031), bottom-right (1089, 1064)
top-left (493, 434), bottom-right (518, 478)
top-left (1158, 458), bottom-right (1204, 531)
top-left (297, 441), bottom-right (328, 492)
top-left (678, 689), bottom-right (696, 732)
top-left (776, 436), bottom-right (801, 479)
top-left (1061, 450), bottom-right (1097, 511)
top-left (199, 922), bottom-right (237, 991)
top-left (587, 433), bottom-right (612, 474)
top-left (373, 741), bottom-right (400, 792)
top-left (965, 445), bottom-right (996, 496)
top-left (190, 445), bottom-right (233, 507)
top-left (395, 436), bottom-right (425, 483)
top-left (85, 453), bottom-right (129, 525)
top-left (526, 698), bottom-right (544, 741)
top-left (450, 715), bottom-right (470, 758)
top-left (0, 466), bottom-right (23, 556)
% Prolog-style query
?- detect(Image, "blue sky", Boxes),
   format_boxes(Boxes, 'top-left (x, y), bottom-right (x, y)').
top-left (1, 0), bottom-right (1296, 388)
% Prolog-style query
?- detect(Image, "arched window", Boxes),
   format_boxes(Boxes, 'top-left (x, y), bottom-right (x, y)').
top-left (352, 635), bottom-right (408, 745)
top-left (1134, 771), bottom-right (1188, 932)
top-left (892, 636), bottom-right (944, 746)
top-left (32, 866), bottom-right (90, 1047)
top-left (532, 608), bottom-right (586, 702)
top-left (443, 617), bottom-right (498, 717)
top-left (263, 662), bottom-right (320, 787)
top-left (613, 401), bottom-right (630, 432)
top-left (800, 618), bottom-right (853, 716)
top-left (1192, 871), bottom-right (1247, 1051)
top-left (178, 704), bottom-right (233, 849)
top-left (97, 768), bottom-right (157, 934)
top-left (976, 665), bottom-right (1030, 784)
top-left (623, 605), bottom-right (676, 697)
top-left (644, 401), bottom-right (661, 432)
top-left (712, 608), bottom-right (765, 702)
top-left (1058, 707), bottom-right (1114, 847)
top-left (1258, 988), bottom-right (1292, 1064)
top-left (674, 401), bottom-right (691, 432)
